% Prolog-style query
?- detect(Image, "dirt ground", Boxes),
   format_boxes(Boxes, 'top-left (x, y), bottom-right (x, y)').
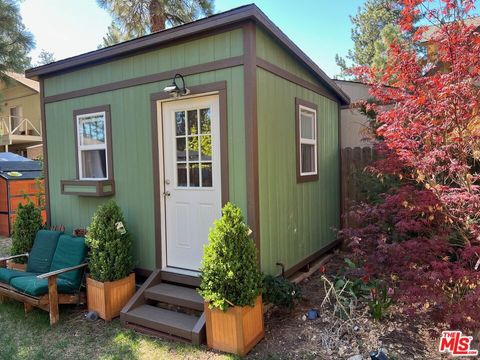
top-left (248, 252), bottom-right (443, 360)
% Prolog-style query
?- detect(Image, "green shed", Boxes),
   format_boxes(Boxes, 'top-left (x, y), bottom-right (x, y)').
top-left (26, 4), bottom-right (349, 341)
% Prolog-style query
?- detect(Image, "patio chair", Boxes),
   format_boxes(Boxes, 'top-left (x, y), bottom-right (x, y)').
top-left (0, 230), bottom-right (87, 325)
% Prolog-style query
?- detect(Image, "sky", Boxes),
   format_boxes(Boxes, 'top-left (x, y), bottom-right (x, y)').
top-left (19, 0), bottom-right (366, 78)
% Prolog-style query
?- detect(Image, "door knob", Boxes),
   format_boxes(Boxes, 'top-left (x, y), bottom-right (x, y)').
top-left (163, 191), bottom-right (171, 197)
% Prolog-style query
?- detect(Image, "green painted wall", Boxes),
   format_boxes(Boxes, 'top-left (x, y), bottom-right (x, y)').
top-left (44, 29), bottom-right (244, 97)
top-left (256, 72), bottom-right (340, 275)
top-left (44, 29), bottom-right (246, 271)
top-left (256, 27), bottom-right (323, 87)
top-left (43, 24), bottom-right (340, 274)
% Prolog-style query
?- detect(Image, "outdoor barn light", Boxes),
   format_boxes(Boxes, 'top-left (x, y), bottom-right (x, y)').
top-left (163, 73), bottom-right (190, 97)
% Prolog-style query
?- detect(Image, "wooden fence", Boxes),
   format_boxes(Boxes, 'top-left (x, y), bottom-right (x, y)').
top-left (341, 146), bottom-right (375, 228)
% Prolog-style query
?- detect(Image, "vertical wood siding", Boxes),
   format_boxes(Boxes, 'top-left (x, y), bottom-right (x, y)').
top-left (44, 29), bottom-right (244, 97)
top-left (256, 68), bottom-right (340, 275)
top-left (255, 28), bottom-right (321, 87)
top-left (44, 29), bottom-right (246, 270)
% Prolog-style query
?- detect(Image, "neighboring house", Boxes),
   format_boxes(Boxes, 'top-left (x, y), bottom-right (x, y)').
top-left (334, 79), bottom-right (374, 148)
top-left (0, 72), bottom-right (43, 157)
top-left (26, 4), bottom-right (349, 341)
top-left (420, 17), bottom-right (480, 62)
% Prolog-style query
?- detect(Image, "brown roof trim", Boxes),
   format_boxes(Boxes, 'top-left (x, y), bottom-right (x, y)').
top-left (25, 4), bottom-right (349, 105)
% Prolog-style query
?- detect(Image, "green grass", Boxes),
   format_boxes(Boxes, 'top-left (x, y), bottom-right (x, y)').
top-left (0, 236), bottom-right (238, 360)
top-left (0, 300), bottom-right (238, 359)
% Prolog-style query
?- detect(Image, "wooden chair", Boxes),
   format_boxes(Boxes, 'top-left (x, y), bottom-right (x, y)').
top-left (0, 230), bottom-right (87, 325)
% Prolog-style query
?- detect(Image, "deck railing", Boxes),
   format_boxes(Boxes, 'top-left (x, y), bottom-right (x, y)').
top-left (0, 116), bottom-right (41, 137)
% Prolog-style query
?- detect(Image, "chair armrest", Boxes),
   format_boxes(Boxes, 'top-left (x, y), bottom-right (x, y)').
top-left (37, 263), bottom-right (87, 279)
top-left (0, 253), bottom-right (28, 262)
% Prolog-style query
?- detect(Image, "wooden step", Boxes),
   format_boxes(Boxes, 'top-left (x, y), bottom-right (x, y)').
top-left (145, 283), bottom-right (203, 311)
top-left (124, 304), bottom-right (199, 340)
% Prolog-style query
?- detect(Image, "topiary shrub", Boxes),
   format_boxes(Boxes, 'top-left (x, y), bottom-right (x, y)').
top-left (263, 275), bottom-right (301, 311)
top-left (11, 201), bottom-right (43, 263)
top-left (86, 200), bottom-right (134, 282)
top-left (199, 202), bottom-right (263, 311)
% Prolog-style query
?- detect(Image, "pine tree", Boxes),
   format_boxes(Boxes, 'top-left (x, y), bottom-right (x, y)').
top-left (97, 0), bottom-right (214, 47)
top-left (35, 49), bottom-right (55, 66)
top-left (99, 22), bottom-right (129, 48)
top-left (199, 202), bottom-right (263, 311)
top-left (86, 200), bottom-right (134, 282)
top-left (0, 0), bottom-right (34, 82)
top-left (335, 0), bottom-right (400, 78)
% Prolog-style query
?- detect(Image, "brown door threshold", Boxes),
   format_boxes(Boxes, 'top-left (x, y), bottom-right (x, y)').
top-left (161, 270), bottom-right (200, 287)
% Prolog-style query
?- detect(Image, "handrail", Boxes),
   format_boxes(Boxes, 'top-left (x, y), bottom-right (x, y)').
top-left (0, 116), bottom-right (41, 137)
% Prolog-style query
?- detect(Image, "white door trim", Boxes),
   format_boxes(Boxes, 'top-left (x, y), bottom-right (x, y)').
top-left (156, 91), bottom-right (221, 274)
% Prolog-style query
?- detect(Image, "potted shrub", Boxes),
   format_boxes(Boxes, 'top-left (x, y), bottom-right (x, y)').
top-left (9, 201), bottom-right (43, 271)
top-left (86, 200), bottom-right (135, 321)
top-left (199, 202), bottom-right (264, 357)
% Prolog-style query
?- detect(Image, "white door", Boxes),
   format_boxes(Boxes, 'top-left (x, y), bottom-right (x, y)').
top-left (161, 95), bottom-right (222, 272)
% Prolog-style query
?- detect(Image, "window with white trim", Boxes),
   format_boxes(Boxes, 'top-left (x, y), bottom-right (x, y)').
top-left (76, 112), bottom-right (108, 180)
top-left (296, 99), bottom-right (318, 182)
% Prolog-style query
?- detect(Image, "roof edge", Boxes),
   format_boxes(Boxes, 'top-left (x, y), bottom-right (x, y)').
top-left (25, 4), bottom-right (256, 79)
top-left (25, 4), bottom-right (349, 105)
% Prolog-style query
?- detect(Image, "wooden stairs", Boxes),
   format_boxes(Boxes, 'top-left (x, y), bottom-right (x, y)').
top-left (120, 270), bottom-right (206, 344)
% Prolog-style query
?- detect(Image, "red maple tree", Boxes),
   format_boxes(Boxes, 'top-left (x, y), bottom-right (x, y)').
top-left (346, 0), bottom-right (480, 329)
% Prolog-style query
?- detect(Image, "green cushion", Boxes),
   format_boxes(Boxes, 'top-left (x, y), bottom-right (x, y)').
top-left (10, 276), bottom-right (77, 297)
top-left (49, 235), bottom-right (86, 289)
top-left (0, 268), bottom-right (38, 284)
top-left (26, 230), bottom-right (62, 274)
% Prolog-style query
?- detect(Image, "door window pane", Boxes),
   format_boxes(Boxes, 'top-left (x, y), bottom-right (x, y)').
top-left (176, 138), bottom-right (186, 162)
top-left (175, 111), bottom-right (185, 136)
top-left (187, 110), bottom-right (198, 135)
top-left (187, 137), bottom-right (199, 161)
top-left (201, 163), bottom-right (212, 187)
top-left (177, 163), bottom-right (187, 187)
top-left (200, 108), bottom-right (211, 134)
top-left (200, 135), bottom-right (212, 161)
top-left (173, 106), bottom-right (214, 188)
top-left (189, 164), bottom-right (200, 187)
top-left (81, 149), bottom-right (107, 179)
top-left (301, 144), bottom-right (315, 173)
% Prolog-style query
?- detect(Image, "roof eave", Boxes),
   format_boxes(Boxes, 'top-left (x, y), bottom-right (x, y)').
top-left (25, 4), bottom-right (349, 105)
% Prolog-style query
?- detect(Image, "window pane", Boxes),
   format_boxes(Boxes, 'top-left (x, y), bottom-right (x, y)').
top-left (188, 137), bottom-right (199, 161)
top-left (175, 111), bottom-right (185, 136)
top-left (176, 138), bottom-right (186, 162)
top-left (301, 144), bottom-right (315, 173)
top-left (81, 149), bottom-right (107, 179)
top-left (188, 110), bottom-right (198, 135)
top-left (189, 164), bottom-right (200, 187)
top-left (201, 163), bottom-right (212, 187)
top-left (200, 135), bottom-right (212, 161)
top-left (177, 163), bottom-right (187, 187)
top-left (200, 108), bottom-right (211, 134)
top-left (79, 115), bottom-right (105, 145)
top-left (300, 111), bottom-right (314, 140)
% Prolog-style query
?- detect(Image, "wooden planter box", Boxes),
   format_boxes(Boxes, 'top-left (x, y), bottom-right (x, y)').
top-left (6, 261), bottom-right (27, 271)
top-left (205, 295), bottom-right (264, 357)
top-left (87, 273), bottom-right (135, 321)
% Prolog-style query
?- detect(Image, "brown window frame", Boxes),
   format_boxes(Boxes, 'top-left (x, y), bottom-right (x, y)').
top-left (295, 98), bottom-right (319, 183)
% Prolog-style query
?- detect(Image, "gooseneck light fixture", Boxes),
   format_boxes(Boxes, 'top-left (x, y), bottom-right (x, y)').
top-left (163, 73), bottom-right (190, 97)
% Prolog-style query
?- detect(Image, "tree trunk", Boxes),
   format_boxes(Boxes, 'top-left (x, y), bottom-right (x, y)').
top-left (149, 0), bottom-right (166, 32)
